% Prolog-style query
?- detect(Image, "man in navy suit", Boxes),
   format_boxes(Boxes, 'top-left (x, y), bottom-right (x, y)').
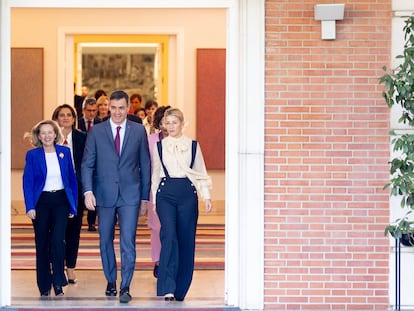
top-left (77, 97), bottom-right (100, 133)
top-left (81, 90), bottom-right (151, 303)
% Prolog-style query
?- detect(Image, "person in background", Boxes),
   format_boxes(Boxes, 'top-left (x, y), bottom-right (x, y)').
top-left (52, 104), bottom-right (87, 285)
top-left (147, 105), bottom-right (171, 278)
top-left (94, 89), bottom-right (107, 100)
top-left (78, 97), bottom-right (99, 134)
top-left (96, 95), bottom-right (110, 121)
top-left (81, 89), bottom-right (151, 304)
top-left (74, 83), bottom-right (85, 118)
top-left (142, 99), bottom-right (158, 135)
top-left (151, 108), bottom-right (212, 302)
top-left (23, 120), bottom-right (78, 297)
top-left (135, 107), bottom-right (146, 121)
top-left (129, 93), bottom-right (142, 114)
top-left (77, 97), bottom-right (100, 231)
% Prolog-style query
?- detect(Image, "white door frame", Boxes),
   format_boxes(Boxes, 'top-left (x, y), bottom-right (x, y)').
top-left (0, 1), bottom-right (264, 309)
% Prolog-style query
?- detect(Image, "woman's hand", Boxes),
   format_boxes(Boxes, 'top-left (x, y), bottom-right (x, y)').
top-left (205, 199), bottom-right (212, 213)
top-left (26, 209), bottom-right (36, 220)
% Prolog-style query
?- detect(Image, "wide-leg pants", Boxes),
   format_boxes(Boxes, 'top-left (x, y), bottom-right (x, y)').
top-left (156, 177), bottom-right (198, 300)
top-left (65, 184), bottom-right (84, 269)
top-left (33, 190), bottom-right (69, 293)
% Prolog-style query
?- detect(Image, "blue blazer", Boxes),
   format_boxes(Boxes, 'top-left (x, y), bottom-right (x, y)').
top-left (23, 145), bottom-right (78, 215)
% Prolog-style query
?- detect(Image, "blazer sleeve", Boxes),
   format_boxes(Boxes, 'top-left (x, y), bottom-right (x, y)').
top-left (66, 148), bottom-right (79, 213)
top-left (81, 129), bottom-right (97, 194)
top-left (139, 131), bottom-right (151, 201)
top-left (22, 151), bottom-right (36, 212)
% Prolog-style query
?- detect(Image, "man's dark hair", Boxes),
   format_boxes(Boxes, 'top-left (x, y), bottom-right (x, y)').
top-left (110, 90), bottom-right (129, 104)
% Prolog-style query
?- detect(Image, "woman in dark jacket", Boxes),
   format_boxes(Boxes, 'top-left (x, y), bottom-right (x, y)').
top-left (52, 104), bottom-right (87, 285)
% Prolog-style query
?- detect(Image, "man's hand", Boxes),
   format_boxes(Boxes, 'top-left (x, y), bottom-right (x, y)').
top-left (140, 201), bottom-right (148, 216)
top-left (84, 192), bottom-right (96, 211)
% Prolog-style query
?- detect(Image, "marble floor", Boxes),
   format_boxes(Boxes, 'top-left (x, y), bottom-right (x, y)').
top-left (11, 269), bottom-right (226, 308)
top-left (10, 200), bottom-right (226, 309)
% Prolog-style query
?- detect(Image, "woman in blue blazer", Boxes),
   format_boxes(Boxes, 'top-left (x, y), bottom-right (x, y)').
top-left (23, 120), bottom-right (78, 297)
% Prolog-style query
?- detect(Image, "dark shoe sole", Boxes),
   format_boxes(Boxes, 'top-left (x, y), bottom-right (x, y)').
top-left (119, 292), bottom-right (132, 303)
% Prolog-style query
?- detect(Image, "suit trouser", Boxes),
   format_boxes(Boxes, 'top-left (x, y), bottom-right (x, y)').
top-left (156, 177), bottom-right (198, 300)
top-left (97, 198), bottom-right (139, 290)
top-left (33, 190), bottom-right (69, 293)
top-left (65, 187), bottom-right (84, 268)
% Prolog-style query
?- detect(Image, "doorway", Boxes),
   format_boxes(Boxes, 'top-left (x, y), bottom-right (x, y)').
top-left (0, 1), bottom-right (264, 309)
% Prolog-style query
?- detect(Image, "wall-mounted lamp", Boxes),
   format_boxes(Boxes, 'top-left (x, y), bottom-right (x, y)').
top-left (314, 3), bottom-right (345, 40)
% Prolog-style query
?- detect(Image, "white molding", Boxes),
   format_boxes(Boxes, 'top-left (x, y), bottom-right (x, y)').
top-left (0, 0), bottom-right (11, 307)
top-left (57, 26), bottom-right (184, 108)
top-left (8, 0), bottom-right (233, 8)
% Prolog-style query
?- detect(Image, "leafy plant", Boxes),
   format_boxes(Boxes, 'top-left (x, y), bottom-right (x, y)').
top-left (380, 15), bottom-right (414, 239)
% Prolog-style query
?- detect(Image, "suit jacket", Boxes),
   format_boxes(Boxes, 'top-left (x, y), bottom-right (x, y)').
top-left (81, 119), bottom-right (151, 207)
top-left (71, 129), bottom-right (87, 182)
top-left (23, 145), bottom-right (78, 215)
top-left (100, 114), bottom-right (142, 124)
top-left (77, 117), bottom-right (100, 133)
top-left (74, 95), bottom-right (85, 118)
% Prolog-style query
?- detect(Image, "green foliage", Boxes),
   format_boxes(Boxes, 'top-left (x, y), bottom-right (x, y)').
top-left (380, 15), bottom-right (414, 238)
top-left (385, 211), bottom-right (414, 239)
top-left (380, 15), bottom-right (414, 126)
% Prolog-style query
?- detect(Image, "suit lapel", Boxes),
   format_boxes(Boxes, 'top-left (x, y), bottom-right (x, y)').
top-left (104, 121), bottom-right (118, 155)
top-left (122, 121), bottom-right (132, 157)
top-left (36, 148), bottom-right (47, 179)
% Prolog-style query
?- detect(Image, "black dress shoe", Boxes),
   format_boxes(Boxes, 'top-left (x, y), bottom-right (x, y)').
top-left (53, 285), bottom-right (64, 296)
top-left (40, 290), bottom-right (50, 297)
top-left (88, 225), bottom-right (97, 231)
top-left (119, 287), bottom-right (132, 303)
top-left (105, 281), bottom-right (117, 296)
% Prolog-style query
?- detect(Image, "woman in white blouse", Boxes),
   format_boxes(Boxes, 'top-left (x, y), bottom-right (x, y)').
top-left (151, 108), bottom-right (212, 302)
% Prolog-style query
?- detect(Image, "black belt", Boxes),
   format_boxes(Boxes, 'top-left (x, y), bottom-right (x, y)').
top-left (43, 189), bottom-right (64, 193)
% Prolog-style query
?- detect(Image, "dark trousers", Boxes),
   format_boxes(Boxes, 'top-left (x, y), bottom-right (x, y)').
top-left (97, 196), bottom-right (140, 290)
top-left (87, 210), bottom-right (97, 226)
top-left (65, 188), bottom-right (84, 268)
top-left (156, 177), bottom-right (198, 300)
top-left (33, 190), bottom-right (69, 293)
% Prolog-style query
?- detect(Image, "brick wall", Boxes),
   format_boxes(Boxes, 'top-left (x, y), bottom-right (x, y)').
top-left (264, 0), bottom-right (392, 309)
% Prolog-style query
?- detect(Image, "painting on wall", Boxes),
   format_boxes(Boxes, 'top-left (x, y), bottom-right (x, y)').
top-left (82, 53), bottom-right (156, 101)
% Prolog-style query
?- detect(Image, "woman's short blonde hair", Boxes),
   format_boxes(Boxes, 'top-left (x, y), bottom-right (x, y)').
top-left (25, 120), bottom-right (63, 147)
top-left (97, 95), bottom-right (109, 107)
top-left (164, 107), bottom-right (184, 123)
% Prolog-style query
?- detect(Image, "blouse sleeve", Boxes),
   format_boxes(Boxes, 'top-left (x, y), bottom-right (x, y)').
top-left (192, 143), bottom-right (211, 200)
top-left (151, 142), bottom-right (162, 204)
